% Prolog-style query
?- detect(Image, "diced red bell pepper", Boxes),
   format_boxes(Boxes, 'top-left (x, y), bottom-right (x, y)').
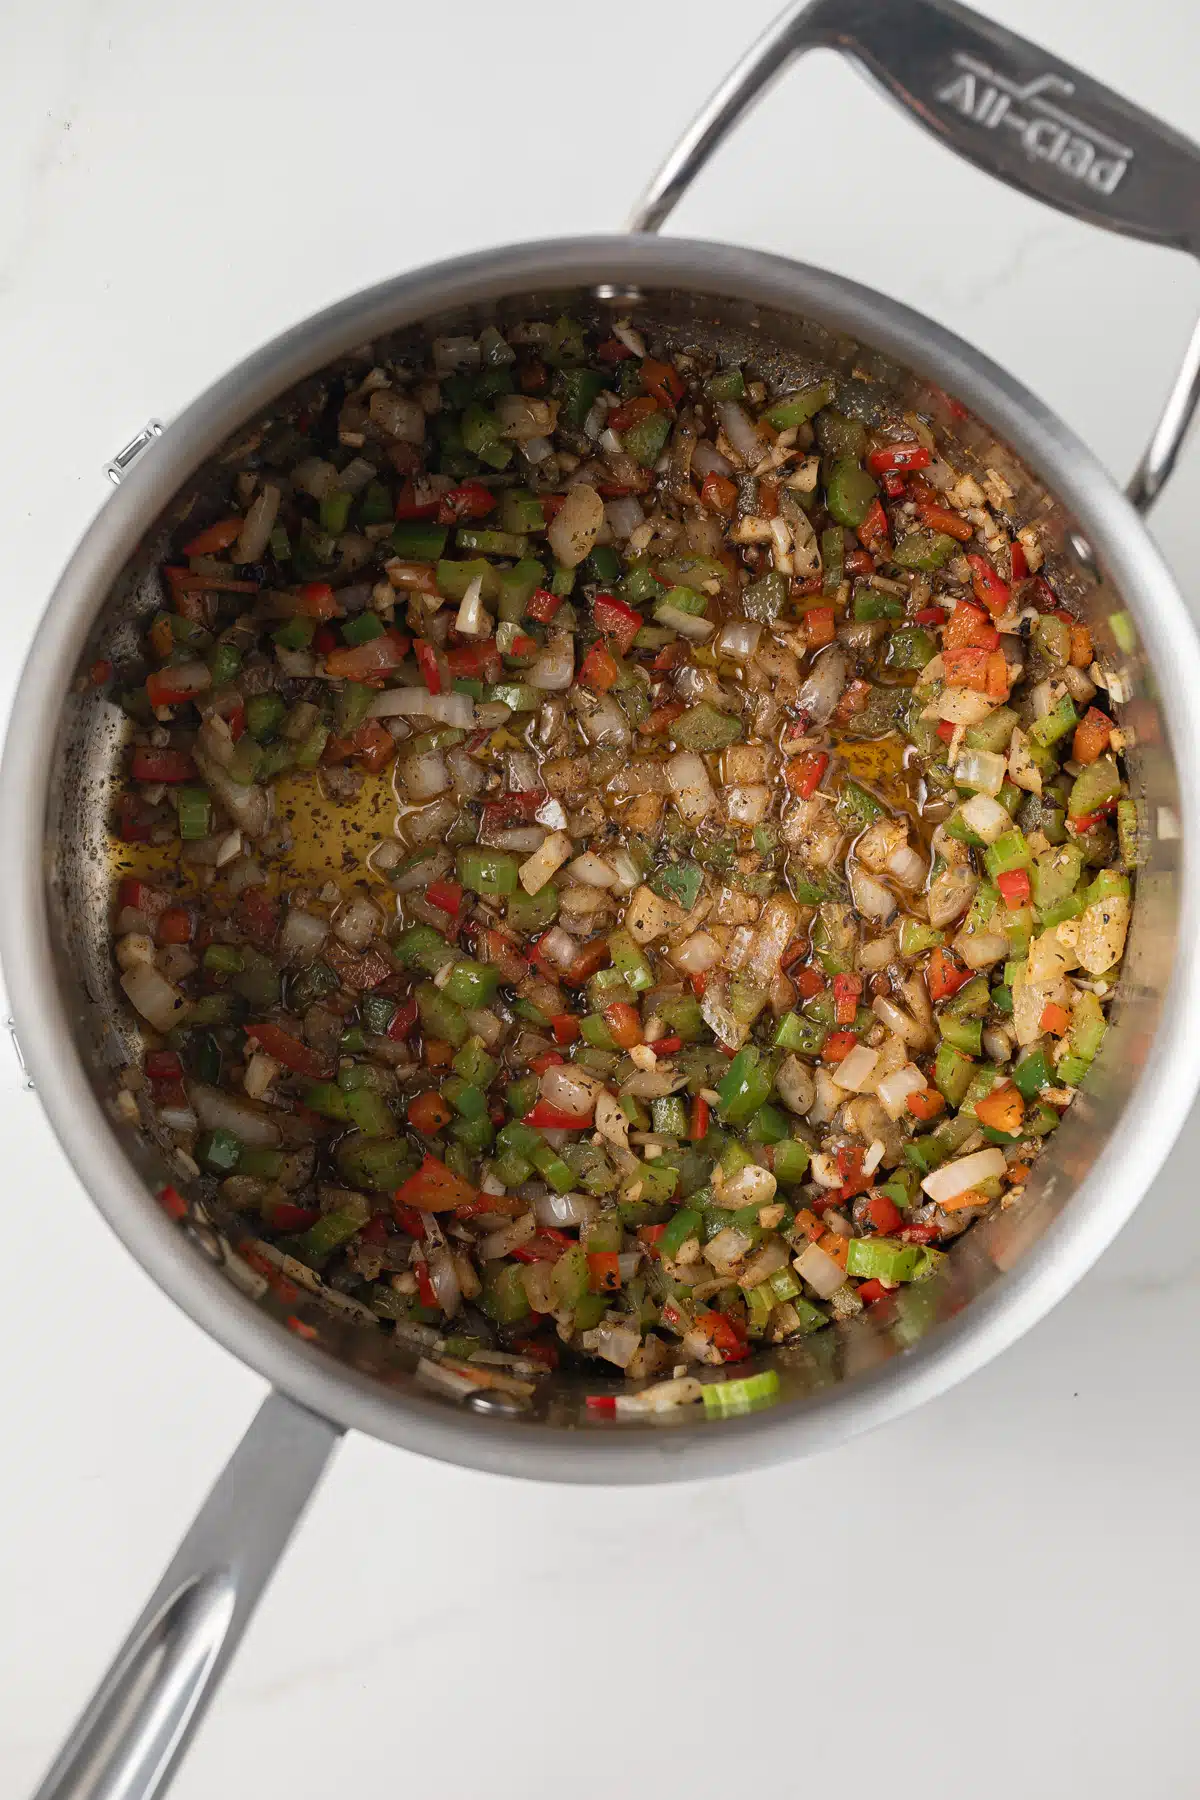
top-left (130, 747), bottom-right (197, 783)
top-left (395, 1152), bottom-right (477, 1213)
top-left (561, 936), bottom-right (611, 987)
top-left (524, 1101), bottom-right (594, 1130)
top-left (879, 470), bottom-right (907, 498)
top-left (967, 553), bottom-right (1012, 618)
top-left (857, 1278), bottom-right (895, 1305)
top-left (388, 996), bottom-right (419, 1041)
top-left (393, 1202), bottom-right (428, 1238)
top-left (413, 1256), bottom-right (439, 1310)
top-left (831, 678), bottom-right (871, 726)
top-left (639, 700), bottom-right (686, 738)
top-left (843, 548), bottom-right (875, 577)
top-left (155, 907), bottom-right (193, 945)
top-left (602, 1000), bottom-right (642, 1049)
top-left (942, 646), bottom-right (991, 690)
top-left (699, 471), bottom-right (738, 516)
top-left (146, 1049), bottom-right (184, 1080)
top-left (785, 750), bottom-right (829, 799)
top-left (247, 1022), bottom-right (331, 1079)
top-left (688, 1094), bottom-right (710, 1141)
top-left (550, 1013), bottom-right (581, 1046)
top-left (236, 888), bottom-right (279, 948)
top-left (263, 1199), bottom-right (322, 1234)
top-left (587, 1252), bottom-right (622, 1292)
top-left (324, 630), bottom-right (410, 682)
top-left (862, 1192), bottom-right (904, 1235)
top-left (792, 964), bottom-right (825, 1000)
top-left (1067, 801), bottom-right (1118, 835)
top-left (145, 671), bottom-right (204, 710)
top-left (393, 480), bottom-right (441, 520)
top-left (836, 1146), bottom-right (871, 1200)
top-left (426, 879), bottom-right (463, 918)
top-left (324, 718), bottom-right (396, 774)
top-left (183, 517), bottom-right (243, 556)
top-left (641, 358), bottom-right (685, 408)
top-left (414, 638), bottom-right (442, 694)
top-left (596, 336), bottom-right (635, 364)
top-left (822, 1030), bottom-right (859, 1064)
top-left (996, 868), bottom-right (1032, 910)
top-left (804, 606), bottom-right (837, 649)
top-left (832, 971), bottom-right (862, 1026)
top-left (856, 497), bottom-right (890, 554)
top-left (608, 394), bottom-right (658, 433)
top-left (694, 1310), bottom-right (750, 1362)
top-left (944, 601), bottom-right (999, 652)
top-left (116, 795), bottom-right (154, 842)
top-left (296, 582), bottom-right (339, 620)
top-left (927, 947), bottom-right (970, 1002)
top-left (90, 659), bottom-right (113, 685)
top-left (313, 626), bottom-right (338, 655)
top-left (913, 605), bottom-right (947, 626)
top-left (1040, 1001), bottom-right (1072, 1036)
top-left (436, 482), bottom-right (496, 525)
top-left (475, 927), bottom-right (529, 986)
top-left (526, 588), bottom-right (562, 624)
top-left (593, 593), bottom-right (643, 657)
top-left (526, 1051), bottom-right (564, 1076)
top-left (1010, 541), bottom-right (1029, 580)
top-left (585, 1392), bottom-right (618, 1414)
top-left (579, 643), bottom-right (619, 693)
top-left (935, 721), bottom-right (956, 743)
top-left (867, 442), bottom-right (932, 475)
top-left (654, 1035), bottom-right (683, 1056)
top-left (511, 1228), bottom-right (575, 1266)
top-left (157, 1184), bottom-right (188, 1221)
top-left (916, 501), bottom-right (974, 542)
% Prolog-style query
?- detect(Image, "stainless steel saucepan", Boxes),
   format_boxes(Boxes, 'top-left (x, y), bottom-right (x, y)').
top-left (9, 4), bottom-right (1200, 1796)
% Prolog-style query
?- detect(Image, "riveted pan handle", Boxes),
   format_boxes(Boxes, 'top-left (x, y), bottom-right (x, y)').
top-left (628, 0), bottom-right (1200, 510)
top-left (32, 1390), bottom-right (340, 1800)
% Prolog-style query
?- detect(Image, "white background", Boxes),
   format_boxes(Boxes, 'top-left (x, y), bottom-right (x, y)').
top-left (3, 2), bottom-right (1200, 1794)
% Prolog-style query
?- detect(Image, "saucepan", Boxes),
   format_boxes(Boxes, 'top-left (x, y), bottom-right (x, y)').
top-left (8, 2), bottom-right (1200, 1796)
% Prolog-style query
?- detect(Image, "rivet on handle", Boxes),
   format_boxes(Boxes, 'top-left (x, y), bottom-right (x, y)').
top-left (105, 419), bottom-right (165, 486)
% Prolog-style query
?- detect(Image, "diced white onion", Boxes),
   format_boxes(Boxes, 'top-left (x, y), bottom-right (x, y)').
top-left (528, 632), bottom-right (575, 690)
top-left (927, 864), bottom-right (979, 927)
top-left (432, 336), bottom-right (480, 373)
top-left (886, 843), bottom-right (927, 889)
top-left (850, 864), bottom-right (897, 924)
top-left (831, 1045), bottom-right (880, 1092)
top-left (120, 964), bottom-right (189, 1032)
top-left (715, 620), bottom-right (763, 661)
top-left (934, 688), bottom-right (995, 726)
top-left (398, 749), bottom-right (450, 802)
top-left (519, 830), bottom-right (573, 894)
top-left (533, 1191), bottom-right (597, 1229)
top-left (959, 791), bottom-right (1011, 844)
top-left (954, 747), bottom-right (1007, 795)
top-left (568, 852), bottom-right (619, 889)
top-left (776, 1054), bottom-right (815, 1116)
top-left (427, 1246), bottom-right (462, 1318)
top-left (721, 1164), bottom-right (777, 1207)
top-left (547, 484), bottom-right (604, 568)
top-left (954, 928), bottom-right (1010, 969)
top-left (333, 893), bottom-right (383, 951)
top-left (607, 847), bottom-right (641, 893)
top-left (536, 926), bottom-right (579, 972)
top-left (605, 496), bottom-right (644, 540)
top-left (876, 1062), bottom-right (928, 1120)
top-left (794, 1242), bottom-right (845, 1300)
top-left (675, 930), bottom-right (721, 973)
top-left (505, 752), bottom-right (541, 792)
top-left (368, 688), bottom-right (476, 728)
top-left (656, 603), bottom-right (714, 641)
top-left (716, 399), bottom-right (766, 463)
top-left (454, 574), bottom-right (490, 638)
top-left (724, 784), bottom-right (771, 826)
top-left (190, 1082), bottom-right (281, 1148)
top-left (235, 483), bottom-right (280, 564)
top-left (667, 751), bottom-right (716, 825)
top-left (796, 648), bottom-right (848, 726)
top-left (921, 1147), bottom-right (1007, 1204)
top-left (691, 439), bottom-right (734, 479)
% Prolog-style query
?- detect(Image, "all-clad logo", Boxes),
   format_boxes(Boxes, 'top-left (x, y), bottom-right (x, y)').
top-left (937, 52), bottom-right (1132, 194)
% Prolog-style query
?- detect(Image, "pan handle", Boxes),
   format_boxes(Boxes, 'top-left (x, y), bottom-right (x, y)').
top-left (32, 1389), bottom-right (340, 1800)
top-left (628, 0), bottom-right (1200, 511)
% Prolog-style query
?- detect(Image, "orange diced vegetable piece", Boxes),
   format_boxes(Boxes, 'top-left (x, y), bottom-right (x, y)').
top-left (818, 1231), bottom-right (849, 1270)
top-left (1069, 622), bottom-right (1093, 667)
top-left (1040, 1002), bottom-right (1072, 1036)
top-left (804, 606), bottom-right (836, 649)
top-left (974, 1080), bottom-right (1025, 1135)
top-left (907, 1087), bottom-right (945, 1122)
top-left (408, 1090), bottom-right (453, 1134)
top-left (183, 517), bottom-right (243, 556)
top-left (1072, 707), bottom-right (1112, 765)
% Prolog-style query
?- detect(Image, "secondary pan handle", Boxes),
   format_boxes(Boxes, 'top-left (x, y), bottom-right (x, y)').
top-left (32, 1389), bottom-right (340, 1800)
top-left (628, 0), bottom-right (1200, 512)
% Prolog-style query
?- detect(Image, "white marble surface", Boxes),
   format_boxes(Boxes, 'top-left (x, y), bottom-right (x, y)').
top-left (3, 2), bottom-right (1200, 1793)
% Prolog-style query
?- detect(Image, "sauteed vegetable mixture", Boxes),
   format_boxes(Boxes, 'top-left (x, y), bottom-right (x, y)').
top-left (109, 314), bottom-right (1134, 1407)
